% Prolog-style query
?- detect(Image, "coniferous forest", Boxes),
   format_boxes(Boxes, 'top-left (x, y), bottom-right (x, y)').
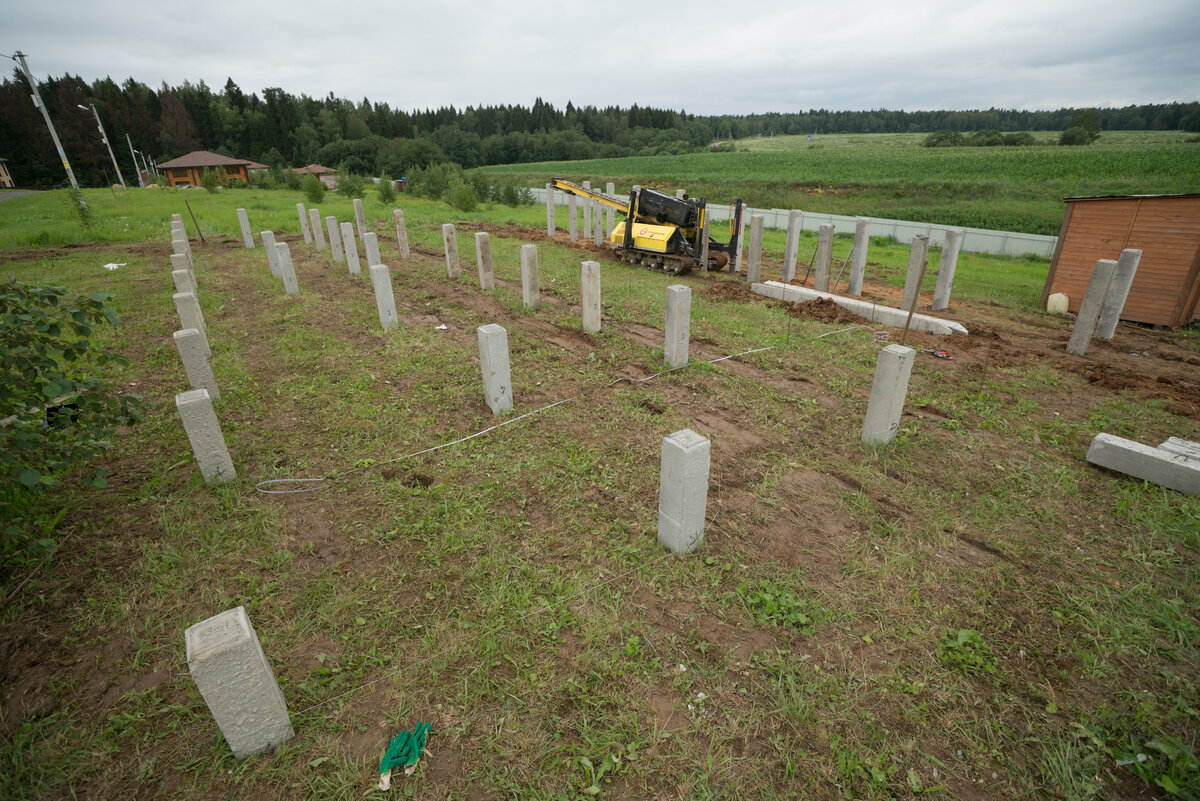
top-left (2, 69), bottom-right (1198, 187)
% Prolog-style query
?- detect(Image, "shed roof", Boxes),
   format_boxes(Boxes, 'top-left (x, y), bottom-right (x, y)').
top-left (295, 163), bottom-right (336, 175)
top-left (157, 150), bottom-right (251, 169)
top-left (1063, 193), bottom-right (1200, 203)
top-left (243, 160), bottom-right (270, 170)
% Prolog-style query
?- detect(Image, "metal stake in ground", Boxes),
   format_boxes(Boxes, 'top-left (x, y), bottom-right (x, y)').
top-left (831, 249), bottom-right (853, 292)
top-left (799, 245), bottom-right (818, 287)
top-left (185, 200), bottom-right (206, 244)
top-left (899, 258), bottom-right (928, 347)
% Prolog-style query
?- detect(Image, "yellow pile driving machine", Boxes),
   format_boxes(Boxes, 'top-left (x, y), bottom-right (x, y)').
top-left (551, 178), bottom-right (745, 275)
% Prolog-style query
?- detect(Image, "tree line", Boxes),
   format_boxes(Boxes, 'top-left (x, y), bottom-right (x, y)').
top-left (2, 69), bottom-right (1197, 187)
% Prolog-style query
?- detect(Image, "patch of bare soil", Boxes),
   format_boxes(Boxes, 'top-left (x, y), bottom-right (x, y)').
top-left (702, 281), bottom-right (758, 303)
top-left (782, 295), bottom-right (869, 326)
top-left (759, 269), bottom-right (1200, 420)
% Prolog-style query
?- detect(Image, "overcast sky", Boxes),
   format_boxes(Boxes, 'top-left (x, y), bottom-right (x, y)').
top-left (6, 0), bottom-right (1198, 116)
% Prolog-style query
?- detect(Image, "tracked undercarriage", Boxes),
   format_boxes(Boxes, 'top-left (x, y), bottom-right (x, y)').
top-left (615, 247), bottom-right (730, 275)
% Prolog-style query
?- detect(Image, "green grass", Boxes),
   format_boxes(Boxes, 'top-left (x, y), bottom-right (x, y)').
top-left (482, 130), bottom-right (1200, 235)
top-left (1, 187), bottom-right (1198, 800)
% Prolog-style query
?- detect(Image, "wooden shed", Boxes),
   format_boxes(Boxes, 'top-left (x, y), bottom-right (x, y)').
top-left (1041, 194), bottom-right (1200, 327)
top-left (157, 151), bottom-right (250, 188)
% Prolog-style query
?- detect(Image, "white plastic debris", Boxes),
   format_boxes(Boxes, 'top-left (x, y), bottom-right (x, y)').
top-left (103, 263), bottom-right (126, 271)
top-left (435, 324), bottom-right (447, 330)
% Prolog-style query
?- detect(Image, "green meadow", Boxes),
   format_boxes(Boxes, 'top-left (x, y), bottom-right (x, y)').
top-left (482, 130), bottom-right (1200, 235)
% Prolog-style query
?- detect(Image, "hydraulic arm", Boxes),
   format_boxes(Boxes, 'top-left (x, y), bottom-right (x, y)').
top-left (550, 178), bottom-right (744, 275)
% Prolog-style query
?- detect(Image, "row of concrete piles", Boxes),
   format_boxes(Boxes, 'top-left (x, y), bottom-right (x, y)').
top-left (167, 214), bottom-right (234, 485)
top-left (169, 200), bottom-right (418, 483)
top-left (544, 186), bottom-right (966, 311)
top-left (182, 275), bottom-right (924, 763)
top-left (176, 189), bottom-right (1190, 763)
top-left (174, 197), bottom-right (972, 762)
top-left (176, 197), bottom-right (931, 485)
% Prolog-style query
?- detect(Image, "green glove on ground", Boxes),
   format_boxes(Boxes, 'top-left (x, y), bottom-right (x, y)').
top-left (379, 721), bottom-right (431, 776)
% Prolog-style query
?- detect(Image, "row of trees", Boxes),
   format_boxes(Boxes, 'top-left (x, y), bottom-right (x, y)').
top-left (922, 110), bottom-right (1108, 147)
top-left (3, 68), bottom-right (1198, 187)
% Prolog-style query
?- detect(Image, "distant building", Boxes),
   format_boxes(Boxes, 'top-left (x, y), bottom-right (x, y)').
top-left (243, 160), bottom-right (270, 174)
top-left (295, 163), bottom-right (338, 188)
top-left (157, 151), bottom-right (251, 187)
top-left (0, 157), bottom-right (14, 189)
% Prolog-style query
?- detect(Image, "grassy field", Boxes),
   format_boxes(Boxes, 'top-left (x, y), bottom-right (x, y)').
top-left (482, 131), bottom-right (1200, 236)
top-left (1, 187), bottom-right (1198, 800)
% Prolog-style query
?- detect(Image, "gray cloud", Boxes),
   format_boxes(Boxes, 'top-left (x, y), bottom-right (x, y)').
top-left (6, 0), bottom-right (1197, 114)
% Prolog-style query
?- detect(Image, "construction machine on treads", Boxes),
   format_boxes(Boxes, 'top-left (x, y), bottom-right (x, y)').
top-left (550, 178), bottom-right (744, 275)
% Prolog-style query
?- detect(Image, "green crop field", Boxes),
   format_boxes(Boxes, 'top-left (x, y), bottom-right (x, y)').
top-left (1, 187), bottom-right (1198, 800)
top-left (482, 131), bottom-right (1200, 236)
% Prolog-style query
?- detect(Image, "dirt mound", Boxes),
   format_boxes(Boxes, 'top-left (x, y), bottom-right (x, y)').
top-left (783, 296), bottom-right (871, 326)
top-left (703, 281), bottom-right (757, 302)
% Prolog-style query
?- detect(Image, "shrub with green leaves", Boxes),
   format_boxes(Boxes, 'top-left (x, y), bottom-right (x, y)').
top-left (1, 280), bottom-right (142, 557)
top-left (408, 163), bottom-right (460, 200)
top-left (336, 167), bottom-right (365, 199)
top-left (283, 169), bottom-right (303, 191)
top-left (446, 176), bottom-right (478, 212)
top-left (378, 173), bottom-right (396, 203)
top-left (1003, 132), bottom-right (1037, 146)
top-left (1, 280), bottom-right (142, 489)
top-left (200, 168), bottom-right (220, 194)
top-left (302, 173), bottom-right (325, 203)
top-left (936, 628), bottom-right (997, 676)
top-left (1060, 127), bottom-right (1100, 146)
top-left (489, 180), bottom-right (533, 207)
top-left (466, 170), bottom-right (490, 204)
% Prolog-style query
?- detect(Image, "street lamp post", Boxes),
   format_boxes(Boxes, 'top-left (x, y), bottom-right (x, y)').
top-left (125, 133), bottom-right (144, 188)
top-left (78, 103), bottom-right (126, 189)
top-left (12, 50), bottom-right (86, 209)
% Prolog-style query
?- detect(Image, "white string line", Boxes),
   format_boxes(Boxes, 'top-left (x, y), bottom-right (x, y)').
top-left (816, 324), bottom-right (891, 345)
top-left (255, 345), bottom-right (778, 494)
top-left (291, 393), bottom-right (736, 718)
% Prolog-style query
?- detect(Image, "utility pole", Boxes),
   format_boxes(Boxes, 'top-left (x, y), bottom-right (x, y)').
top-left (125, 133), bottom-right (144, 188)
top-left (134, 149), bottom-right (152, 183)
top-left (12, 51), bottom-right (87, 209)
top-left (79, 103), bottom-right (125, 189)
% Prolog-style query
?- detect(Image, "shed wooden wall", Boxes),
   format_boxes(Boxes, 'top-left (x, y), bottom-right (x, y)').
top-left (1043, 196), bottom-right (1200, 326)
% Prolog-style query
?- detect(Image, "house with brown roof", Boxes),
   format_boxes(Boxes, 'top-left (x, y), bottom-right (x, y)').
top-left (157, 150), bottom-right (251, 188)
top-left (294, 163), bottom-right (339, 188)
top-left (294, 163), bottom-right (335, 176)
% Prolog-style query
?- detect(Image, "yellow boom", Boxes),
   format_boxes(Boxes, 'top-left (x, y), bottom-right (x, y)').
top-left (549, 178), bottom-right (631, 215)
